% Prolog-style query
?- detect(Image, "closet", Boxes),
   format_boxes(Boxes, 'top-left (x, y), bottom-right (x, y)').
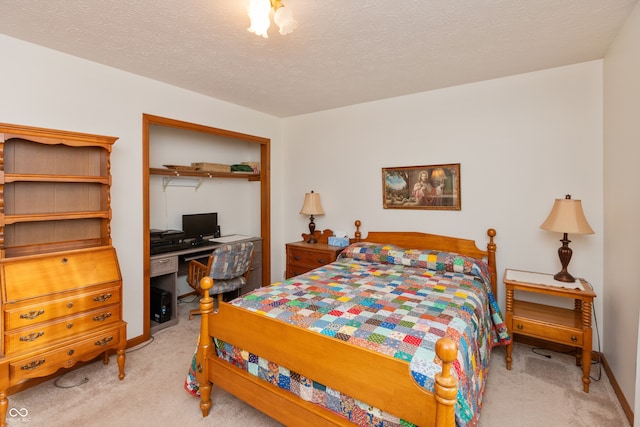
top-left (142, 114), bottom-right (270, 340)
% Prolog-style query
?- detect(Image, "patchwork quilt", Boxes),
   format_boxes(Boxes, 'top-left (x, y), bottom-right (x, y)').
top-left (185, 242), bottom-right (511, 426)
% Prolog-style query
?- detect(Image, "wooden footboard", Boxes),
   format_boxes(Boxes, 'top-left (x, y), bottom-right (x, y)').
top-left (196, 277), bottom-right (457, 427)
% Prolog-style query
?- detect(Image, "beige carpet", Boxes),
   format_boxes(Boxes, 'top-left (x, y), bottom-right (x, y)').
top-left (6, 299), bottom-right (629, 427)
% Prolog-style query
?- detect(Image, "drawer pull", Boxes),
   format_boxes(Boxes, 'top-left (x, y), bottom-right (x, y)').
top-left (61, 257), bottom-right (68, 265)
top-left (158, 259), bottom-right (170, 264)
top-left (67, 302), bottom-right (74, 309)
top-left (93, 312), bottom-right (112, 322)
top-left (68, 349), bottom-right (75, 356)
top-left (316, 258), bottom-right (326, 264)
top-left (20, 309), bottom-right (45, 320)
top-left (21, 359), bottom-right (45, 371)
top-left (517, 323), bottom-right (523, 330)
top-left (95, 336), bottom-right (114, 346)
top-left (67, 323), bottom-right (73, 329)
top-left (294, 255), bottom-right (301, 261)
top-left (571, 336), bottom-right (577, 342)
top-left (93, 294), bottom-right (112, 303)
top-left (20, 331), bottom-right (44, 342)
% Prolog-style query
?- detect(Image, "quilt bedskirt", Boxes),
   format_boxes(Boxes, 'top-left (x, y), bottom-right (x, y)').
top-left (186, 242), bottom-right (511, 426)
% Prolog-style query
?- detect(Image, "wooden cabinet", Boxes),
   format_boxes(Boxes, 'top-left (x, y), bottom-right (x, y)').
top-left (0, 123), bottom-right (126, 427)
top-left (503, 269), bottom-right (595, 393)
top-left (285, 241), bottom-right (344, 279)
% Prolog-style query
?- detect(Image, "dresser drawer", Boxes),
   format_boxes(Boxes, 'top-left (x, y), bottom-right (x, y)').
top-left (4, 285), bottom-right (121, 330)
top-left (512, 316), bottom-right (583, 346)
top-left (150, 255), bottom-right (178, 277)
top-left (9, 324), bottom-right (124, 384)
top-left (287, 248), bottom-right (337, 269)
top-left (5, 304), bottom-right (121, 354)
top-left (2, 247), bottom-right (120, 302)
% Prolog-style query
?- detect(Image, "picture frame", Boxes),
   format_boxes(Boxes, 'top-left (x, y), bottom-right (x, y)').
top-left (382, 164), bottom-right (461, 210)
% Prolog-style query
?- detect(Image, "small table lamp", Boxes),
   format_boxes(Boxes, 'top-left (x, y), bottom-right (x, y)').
top-left (540, 194), bottom-right (594, 282)
top-left (300, 191), bottom-right (325, 243)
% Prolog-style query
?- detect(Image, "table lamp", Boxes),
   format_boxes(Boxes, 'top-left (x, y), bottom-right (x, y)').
top-left (540, 194), bottom-right (594, 282)
top-left (299, 191), bottom-right (325, 243)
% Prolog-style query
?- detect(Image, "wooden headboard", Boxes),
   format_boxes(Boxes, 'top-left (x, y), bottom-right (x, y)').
top-left (351, 220), bottom-right (498, 295)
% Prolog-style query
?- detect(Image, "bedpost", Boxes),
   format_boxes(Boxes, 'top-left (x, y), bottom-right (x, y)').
top-left (434, 337), bottom-right (457, 427)
top-left (486, 228), bottom-right (497, 296)
top-left (353, 220), bottom-right (362, 242)
top-left (196, 276), bottom-right (215, 417)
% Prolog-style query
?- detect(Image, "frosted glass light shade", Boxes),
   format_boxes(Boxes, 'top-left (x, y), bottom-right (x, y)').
top-left (274, 6), bottom-right (297, 35)
top-left (248, 0), bottom-right (271, 38)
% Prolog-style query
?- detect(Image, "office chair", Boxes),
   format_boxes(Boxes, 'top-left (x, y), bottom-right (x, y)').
top-left (186, 241), bottom-right (254, 320)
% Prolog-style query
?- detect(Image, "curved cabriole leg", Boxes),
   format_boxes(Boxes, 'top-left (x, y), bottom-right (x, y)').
top-left (197, 276), bottom-right (215, 417)
top-left (117, 347), bottom-right (126, 380)
top-left (434, 337), bottom-right (458, 427)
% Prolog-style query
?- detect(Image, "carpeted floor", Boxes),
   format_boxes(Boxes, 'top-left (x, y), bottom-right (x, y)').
top-left (6, 298), bottom-right (629, 426)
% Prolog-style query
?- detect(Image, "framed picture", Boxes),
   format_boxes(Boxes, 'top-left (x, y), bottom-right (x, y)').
top-left (382, 164), bottom-right (461, 210)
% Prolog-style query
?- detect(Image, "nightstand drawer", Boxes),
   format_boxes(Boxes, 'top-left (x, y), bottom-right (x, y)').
top-left (512, 316), bottom-right (583, 346)
top-left (287, 248), bottom-right (336, 268)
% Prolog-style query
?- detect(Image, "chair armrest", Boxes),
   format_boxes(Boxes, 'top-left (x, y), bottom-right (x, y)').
top-left (187, 259), bottom-right (209, 291)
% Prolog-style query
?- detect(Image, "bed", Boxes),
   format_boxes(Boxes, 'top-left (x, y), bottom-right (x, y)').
top-left (188, 221), bottom-right (510, 427)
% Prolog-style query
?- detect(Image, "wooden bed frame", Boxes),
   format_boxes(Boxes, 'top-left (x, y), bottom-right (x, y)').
top-left (195, 221), bottom-right (497, 427)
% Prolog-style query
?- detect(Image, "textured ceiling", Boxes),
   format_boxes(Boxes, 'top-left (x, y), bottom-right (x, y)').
top-left (0, 0), bottom-right (636, 117)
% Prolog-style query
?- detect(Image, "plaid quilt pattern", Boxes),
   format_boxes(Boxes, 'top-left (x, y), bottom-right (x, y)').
top-left (214, 251), bottom-right (510, 427)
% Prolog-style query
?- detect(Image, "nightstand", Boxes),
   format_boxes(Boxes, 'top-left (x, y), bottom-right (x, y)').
top-left (285, 241), bottom-right (344, 278)
top-left (504, 269), bottom-right (596, 392)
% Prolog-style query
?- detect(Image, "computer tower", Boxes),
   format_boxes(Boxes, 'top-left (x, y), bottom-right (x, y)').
top-left (150, 287), bottom-right (171, 323)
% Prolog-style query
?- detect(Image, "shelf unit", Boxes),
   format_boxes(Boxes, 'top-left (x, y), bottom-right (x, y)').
top-left (1, 127), bottom-right (115, 258)
top-left (0, 122), bottom-right (126, 426)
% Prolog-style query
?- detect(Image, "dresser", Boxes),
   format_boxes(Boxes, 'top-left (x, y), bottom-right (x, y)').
top-left (285, 232), bottom-right (344, 279)
top-left (0, 123), bottom-right (126, 427)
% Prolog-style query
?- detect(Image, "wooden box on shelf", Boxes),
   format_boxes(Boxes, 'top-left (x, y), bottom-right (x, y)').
top-left (0, 123), bottom-right (126, 427)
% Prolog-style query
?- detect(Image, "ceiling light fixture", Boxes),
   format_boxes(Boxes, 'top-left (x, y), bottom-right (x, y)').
top-left (247, 0), bottom-right (297, 38)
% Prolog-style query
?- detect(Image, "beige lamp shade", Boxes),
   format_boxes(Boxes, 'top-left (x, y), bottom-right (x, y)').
top-left (300, 191), bottom-right (325, 216)
top-left (540, 195), bottom-right (594, 234)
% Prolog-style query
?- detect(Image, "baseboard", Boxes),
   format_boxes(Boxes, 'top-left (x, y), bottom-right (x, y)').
top-left (513, 335), bottom-right (633, 425)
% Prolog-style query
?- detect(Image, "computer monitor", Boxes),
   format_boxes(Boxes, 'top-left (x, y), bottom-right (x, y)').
top-left (182, 212), bottom-right (218, 243)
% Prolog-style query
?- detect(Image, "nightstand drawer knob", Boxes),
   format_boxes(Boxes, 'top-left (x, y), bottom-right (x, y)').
top-left (571, 336), bottom-right (577, 342)
top-left (317, 258), bottom-right (326, 264)
top-left (517, 323), bottom-right (523, 330)
top-left (294, 255), bottom-right (301, 261)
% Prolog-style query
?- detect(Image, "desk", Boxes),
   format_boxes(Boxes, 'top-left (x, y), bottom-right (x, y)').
top-left (149, 236), bottom-right (262, 334)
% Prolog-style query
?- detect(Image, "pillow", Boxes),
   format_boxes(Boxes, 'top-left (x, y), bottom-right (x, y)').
top-left (338, 242), bottom-right (403, 264)
top-left (340, 242), bottom-right (487, 276)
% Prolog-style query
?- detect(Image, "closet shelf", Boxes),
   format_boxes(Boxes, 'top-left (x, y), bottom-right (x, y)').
top-left (149, 167), bottom-right (260, 182)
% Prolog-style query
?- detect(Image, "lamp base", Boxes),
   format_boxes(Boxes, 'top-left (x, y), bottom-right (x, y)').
top-left (553, 270), bottom-right (576, 283)
top-left (306, 215), bottom-right (317, 243)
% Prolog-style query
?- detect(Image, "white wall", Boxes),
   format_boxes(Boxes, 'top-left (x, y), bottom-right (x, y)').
top-left (0, 34), bottom-right (284, 340)
top-left (0, 30), bottom-right (615, 405)
top-left (603, 0), bottom-right (640, 415)
top-left (282, 61), bottom-right (605, 335)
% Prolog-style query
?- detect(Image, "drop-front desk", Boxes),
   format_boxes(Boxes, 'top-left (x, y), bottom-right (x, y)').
top-left (149, 235), bottom-right (262, 334)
